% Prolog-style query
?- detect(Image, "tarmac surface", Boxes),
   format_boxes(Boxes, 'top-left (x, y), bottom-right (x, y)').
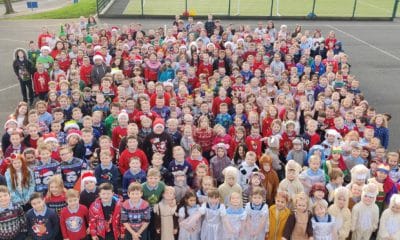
top-left (0, 19), bottom-right (399, 149)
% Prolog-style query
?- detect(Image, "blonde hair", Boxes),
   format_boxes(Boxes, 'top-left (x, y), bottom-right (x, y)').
top-left (47, 175), bottom-right (65, 198)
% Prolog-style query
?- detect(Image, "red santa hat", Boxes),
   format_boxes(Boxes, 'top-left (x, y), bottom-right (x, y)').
top-left (40, 168), bottom-right (52, 175)
top-left (81, 171), bottom-right (97, 189)
top-left (134, 55), bottom-right (142, 63)
top-left (111, 26), bottom-right (119, 32)
top-left (152, 118), bottom-right (165, 131)
top-left (43, 132), bottom-right (58, 143)
top-left (93, 54), bottom-right (103, 62)
top-left (66, 129), bottom-right (82, 140)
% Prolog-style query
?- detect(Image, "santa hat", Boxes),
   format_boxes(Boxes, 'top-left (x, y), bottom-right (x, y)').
top-left (43, 132), bottom-right (58, 143)
top-left (40, 46), bottom-right (51, 52)
top-left (118, 110), bottom-right (129, 122)
top-left (81, 171), bottom-right (97, 189)
top-left (206, 43), bottom-right (215, 48)
top-left (66, 129), bottom-right (82, 140)
top-left (134, 55), bottom-right (142, 63)
top-left (163, 81), bottom-right (173, 88)
top-left (64, 120), bottom-right (80, 132)
top-left (152, 118), bottom-right (165, 130)
top-left (40, 168), bottom-right (52, 175)
top-left (93, 54), bottom-right (103, 62)
top-left (179, 45), bottom-right (187, 50)
top-left (325, 129), bottom-right (340, 138)
top-left (212, 143), bottom-right (230, 151)
top-left (111, 26), bottom-right (119, 32)
top-left (4, 119), bottom-right (18, 130)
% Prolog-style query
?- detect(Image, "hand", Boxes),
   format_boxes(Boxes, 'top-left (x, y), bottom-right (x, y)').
top-left (156, 229), bottom-right (161, 234)
top-left (173, 228), bottom-right (178, 235)
top-left (92, 237), bottom-right (98, 240)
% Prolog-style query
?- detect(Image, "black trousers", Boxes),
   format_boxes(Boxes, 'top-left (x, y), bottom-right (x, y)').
top-left (18, 79), bottom-right (34, 104)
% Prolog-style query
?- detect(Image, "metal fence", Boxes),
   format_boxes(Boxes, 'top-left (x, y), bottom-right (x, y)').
top-left (99, 0), bottom-right (400, 20)
top-left (96, 0), bottom-right (112, 15)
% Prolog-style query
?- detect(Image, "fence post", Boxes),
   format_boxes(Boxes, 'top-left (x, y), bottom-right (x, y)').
top-left (141, 0), bottom-right (144, 16)
top-left (269, 0), bottom-right (274, 16)
top-left (96, 0), bottom-right (99, 15)
top-left (392, 0), bottom-right (399, 19)
top-left (185, 0), bottom-right (188, 14)
top-left (352, 0), bottom-right (358, 19)
top-left (311, 0), bottom-right (316, 17)
top-left (228, 0), bottom-right (231, 16)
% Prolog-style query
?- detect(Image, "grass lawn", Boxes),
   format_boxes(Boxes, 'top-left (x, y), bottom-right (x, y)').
top-left (16, 0), bottom-right (96, 19)
top-left (123, 0), bottom-right (395, 17)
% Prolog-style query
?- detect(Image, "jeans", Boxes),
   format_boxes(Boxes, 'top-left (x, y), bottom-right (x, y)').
top-left (18, 78), bottom-right (34, 104)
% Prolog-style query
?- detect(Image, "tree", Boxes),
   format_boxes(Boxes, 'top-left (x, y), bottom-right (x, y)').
top-left (4, 0), bottom-right (15, 14)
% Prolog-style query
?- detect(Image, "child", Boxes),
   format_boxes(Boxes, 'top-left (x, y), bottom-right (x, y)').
top-left (33, 143), bottom-right (61, 193)
top-left (278, 160), bottom-right (305, 208)
top-left (286, 138), bottom-right (308, 167)
top-left (259, 154), bottom-right (280, 206)
top-left (388, 151), bottom-right (400, 183)
top-left (326, 168), bottom-right (344, 202)
top-left (282, 192), bottom-right (313, 240)
top-left (372, 114), bottom-right (389, 149)
top-left (60, 145), bottom-right (87, 189)
top-left (218, 166), bottom-right (242, 205)
top-left (60, 189), bottom-right (89, 240)
top-left (33, 63), bottom-right (50, 100)
top-left (299, 155), bottom-right (326, 194)
top-left (351, 183), bottom-right (379, 240)
top-left (0, 185), bottom-right (26, 240)
top-left (171, 171), bottom-right (188, 201)
top-left (121, 182), bottom-right (151, 240)
top-left (79, 171), bottom-right (98, 209)
top-left (168, 146), bottom-right (194, 186)
top-left (210, 143), bottom-right (232, 185)
top-left (45, 175), bottom-right (67, 215)
top-left (94, 150), bottom-right (120, 193)
top-left (244, 187), bottom-right (269, 240)
top-left (268, 191), bottom-right (291, 240)
top-left (26, 192), bottom-right (60, 240)
top-left (215, 103), bottom-right (233, 131)
top-left (301, 119), bottom-right (321, 151)
top-left (187, 144), bottom-right (209, 174)
top-left (222, 192), bottom-right (247, 239)
top-left (238, 151), bottom-right (259, 189)
top-left (309, 183), bottom-right (328, 207)
top-left (197, 175), bottom-right (214, 204)
top-left (142, 168), bottom-right (166, 207)
top-left (177, 190), bottom-right (202, 240)
top-left (328, 187), bottom-right (351, 240)
top-left (88, 182), bottom-right (122, 240)
top-left (199, 188), bottom-right (225, 240)
top-left (122, 156), bottom-right (147, 199)
top-left (367, 163), bottom-right (398, 214)
top-left (377, 193), bottom-right (400, 239)
top-left (118, 136), bottom-right (149, 175)
top-left (242, 172), bottom-right (266, 205)
top-left (151, 152), bottom-right (169, 182)
top-left (5, 153), bottom-right (35, 207)
top-left (311, 200), bottom-right (337, 240)
top-left (4, 130), bottom-right (25, 158)
top-left (154, 186), bottom-right (179, 240)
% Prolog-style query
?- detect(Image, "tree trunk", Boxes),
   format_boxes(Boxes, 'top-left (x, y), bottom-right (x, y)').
top-left (4, 0), bottom-right (15, 14)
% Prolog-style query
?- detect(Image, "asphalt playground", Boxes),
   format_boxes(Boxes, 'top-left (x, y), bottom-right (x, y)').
top-left (0, 19), bottom-right (399, 149)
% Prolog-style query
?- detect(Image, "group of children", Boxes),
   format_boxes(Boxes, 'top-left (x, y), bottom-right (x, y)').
top-left (1, 14), bottom-right (399, 240)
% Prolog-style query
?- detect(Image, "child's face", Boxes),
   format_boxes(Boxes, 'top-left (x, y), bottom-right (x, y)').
top-left (217, 148), bottom-right (225, 158)
top-left (287, 169), bottom-right (296, 181)
top-left (309, 159), bottom-right (320, 171)
top-left (128, 190), bottom-right (143, 202)
top-left (362, 193), bottom-right (375, 206)
top-left (202, 179), bottom-right (213, 191)
top-left (82, 132), bottom-right (93, 143)
top-left (147, 176), bottom-right (160, 187)
top-left (100, 139), bottom-right (111, 148)
top-left (67, 197), bottom-right (79, 209)
top-left (263, 163), bottom-right (271, 172)
top-left (99, 189), bottom-right (114, 203)
top-left (10, 134), bottom-right (21, 146)
top-left (251, 176), bottom-right (261, 186)
top-left (209, 196), bottom-right (219, 205)
top-left (275, 196), bottom-right (287, 210)
top-left (388, 156), bottom-right (399, 167)
top-left (296, 199), bottom-right (308, 212)
top-left (293, 143), bottom-right (302, 151)
top-left (30, 198), bottom-right (46, 212)
top-left (314, 204), bottom-right (326, 217)
top-left (163, 190), bottom-right (175, 201)
top-left (129, 159), bottom-right (141, 170)
top-left (100, 155), bottom-right (112, 165)
top-left (251, 194), bottom-right (263, 205)
top-left (191, 149), bottom-right (201, 159)
top-left (245, 155), bottom-right (256, 165)
top-left (351, 185), bottom-right (362, 197)
top-left (230, 194), bottom-right (241, 207)
top-left (187, 196), bottom-right (197, 207)
top-left (0, 192), bottom-right (11, 208)
top-left (173, 148), bottom-right (185, 161)
top-left (85, 180), bottom-right (96, 191)
top-left (333, 176), bottom-right (344, 186)
top-left (337, 195), bottom-right (346, 209)
top-left (351, 148), bottom-right (361, 158)
top-left (314, 190), bottom-right (325, 200)
top-left (127, 139), bottom-right (138, 150)
top-left (226, 175), bottom-right (235, 186)
top-left (376, 171), bottom-right (388, 182)
top-left (391, 203), bottom-right (400, 214)
top-left (40, 150), bottom-right (51, 161)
